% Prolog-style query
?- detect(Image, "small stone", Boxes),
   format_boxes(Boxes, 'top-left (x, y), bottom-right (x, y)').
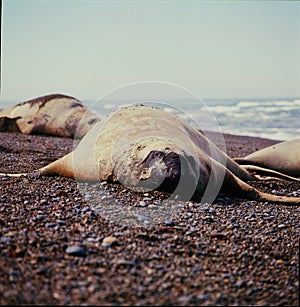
top-left (87, 237), bottom-right (100, 242)
top-left (200, 206), bottom-right (210, 212)
top-left (235, 280), bottom-right (247, 288)
top-left (1, 236), bottom-right (11, 243)
top-left (35, 214), bottom-right (46, 221)
top-left (164, 220), bottom-right (175, 226)
top-left (81, 206), bottom-right (90, 213)
top-left (178, 296), bottom-right (192, 303)
top-left (5, 230), bottom-right (17, 237)
top-left (56, 219), bottom-right (66, 225)
top-left (288, 191), bottom-right (300, 197)
top-left (202, 216), bottom-right (215, 222)
top-left (278, 224), bottom-right (287, 229)
top-left (221, 273), bottom-right (232, 279)
top-left (114, 259), bottom-right (136, 267)
top-left (9, 269), bottom-right (20, 277)
top-left (102, 236), bottom-right (118, 247)
top-left (45, 222), bottom-right (58, 228)
top-left (85, 193), bottom-right (92, 200)
top-left (40, 199), bottom-right (48, 205)
top-left (210, 230), bottom-right (228, 239)
top-left (139, 201), bottom-right (148, 207)
top-left (265, 216), bottom-right (274, 222)
top-left (137, 214), bottom-right (150, 222)
top-left (35, 267), bottom-right (48, 275)
top-left (197, 294), bottom-right (209, 301)
top-left (271, 190), bottom-right (284, 196)
top-left (65, 245), bottom-right (87, 257)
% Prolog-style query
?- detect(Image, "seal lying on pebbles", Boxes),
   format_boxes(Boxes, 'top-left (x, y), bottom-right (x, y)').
top-left (234, 139), bottom-right (300, 178)
top-left (0, 94), bottom-right (100, 138)
top-left (1, 105), bottom-right (299, 204)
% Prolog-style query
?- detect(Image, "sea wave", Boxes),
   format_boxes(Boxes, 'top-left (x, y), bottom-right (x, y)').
top-left (237, 99), bottom-right (300, 108)
top-left (202, 98), bottom-right (300, 141)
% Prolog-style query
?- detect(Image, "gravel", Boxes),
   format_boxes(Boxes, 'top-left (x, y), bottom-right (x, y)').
top-left (0, 131), bottom-right (299, 306)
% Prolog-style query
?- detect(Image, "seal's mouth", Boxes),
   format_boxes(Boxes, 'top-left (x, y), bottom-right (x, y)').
top-left (139, 150), bottom-right (181, 192)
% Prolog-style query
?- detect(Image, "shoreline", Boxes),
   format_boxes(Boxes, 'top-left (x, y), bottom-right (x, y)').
top-left (0, 131), bottom-right (299, 305)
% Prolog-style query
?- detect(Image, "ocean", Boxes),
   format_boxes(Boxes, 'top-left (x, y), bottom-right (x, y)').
top-left (200, 98), bottom-right (300, 141)
top-left (1, 97), bottom-right (299, 141)
top-left (88, 97), bottom-right (300, 141)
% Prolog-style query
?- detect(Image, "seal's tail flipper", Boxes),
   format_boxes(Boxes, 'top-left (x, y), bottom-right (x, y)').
top-left (0, 150), bottom-right (98, 181)
top-left (0, 153), bottom-right (75, 180)
top-left (38, 152), bottom-right (75, 178)
top-left (37, 151), bottom-right (97, 181)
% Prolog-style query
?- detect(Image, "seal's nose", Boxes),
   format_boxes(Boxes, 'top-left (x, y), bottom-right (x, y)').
top-left (153, 152), bottom-right (181, 192)
top-left (140, 150), bottom-right (199, 199)
top-left (163, 152), bottom-right (181, 180)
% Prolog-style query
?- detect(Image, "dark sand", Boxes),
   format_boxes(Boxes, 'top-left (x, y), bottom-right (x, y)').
top-left (0, 131), bottom-right (299, 305)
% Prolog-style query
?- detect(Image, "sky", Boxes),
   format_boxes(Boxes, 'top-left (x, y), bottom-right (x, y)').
top-left (1, 0), bottom-right (300, 103)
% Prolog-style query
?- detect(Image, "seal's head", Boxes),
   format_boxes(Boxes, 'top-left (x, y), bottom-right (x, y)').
top-left (75, 115), bottom-right (100, 138)
top-left (112, 137), bottom-right (201, 198)
top-left (74, 110), bottom-right (100, 138)
top-left (139, 150), bottom-right (182, 192)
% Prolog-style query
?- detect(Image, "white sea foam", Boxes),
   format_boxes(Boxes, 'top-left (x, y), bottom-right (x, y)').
top-left (237, 99), bottom-right (300, 107)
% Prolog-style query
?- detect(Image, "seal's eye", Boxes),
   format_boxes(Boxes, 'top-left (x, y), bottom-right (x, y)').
top-left (70, 102), bottom-right (83, 108)
top-left (88, 118), bottom-right (98, 125)
top-left (153, 151), bottom-right (164, 159)
top-left (143, 151), bottom-right (165, 167)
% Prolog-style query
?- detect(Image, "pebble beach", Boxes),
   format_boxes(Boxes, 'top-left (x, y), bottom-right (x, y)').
top-left (0, 131), bottom-right (299, 306)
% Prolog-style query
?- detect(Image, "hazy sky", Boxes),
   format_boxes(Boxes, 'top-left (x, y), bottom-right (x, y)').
top-left (1, 0), bottom-right (300, 103)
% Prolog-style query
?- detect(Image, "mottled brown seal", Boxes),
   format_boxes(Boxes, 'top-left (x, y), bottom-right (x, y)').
top-left (1, 105), bottom-right (299, 204)
top-left (0, 94), bottom-right (100, 138)
top-left (234, 138), bottom-right (300, 178)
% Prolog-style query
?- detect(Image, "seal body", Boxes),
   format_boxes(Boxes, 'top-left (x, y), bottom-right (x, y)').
top-left (0, 94), bottom-right (100, 138)
top-left (235, 139), bottom-right (300, 178)
top-left (34, 105), bottom-right (299, 204)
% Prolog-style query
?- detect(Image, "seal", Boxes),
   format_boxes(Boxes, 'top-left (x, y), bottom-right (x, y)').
top-left (0, 94), bottom-right (100, 138)
top-left (234, 138), bottom-right (300, 178)
top-left (1, 105), bottom-right (299, 204)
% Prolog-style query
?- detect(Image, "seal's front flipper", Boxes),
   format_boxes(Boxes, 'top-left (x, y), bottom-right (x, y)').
top-left (15, 118), bottom-right (35, 135)
top-left (221, 168), bottom-right (300, 205)
top-left (239, 165), bottom-right (300, 182)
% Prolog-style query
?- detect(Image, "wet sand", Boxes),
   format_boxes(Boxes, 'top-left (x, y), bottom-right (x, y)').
top-left (0, 131), bottom-right (299, 305)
